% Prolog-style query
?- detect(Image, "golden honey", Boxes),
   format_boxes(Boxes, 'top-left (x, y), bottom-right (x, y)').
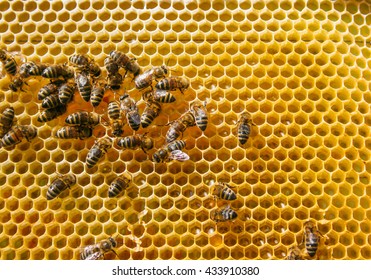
top-left (0, 0), bottom-right (370, 260)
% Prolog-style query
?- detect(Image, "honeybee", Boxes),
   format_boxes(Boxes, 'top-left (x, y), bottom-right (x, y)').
top-left (55, 126), bottom-right (93, 140)
top-left (286, 246), bottom-right (304, 260)
top-left (152, 140), bottom-right (189, 163)
top-left (28, 62), bottom-right (49, 76)
top-left (236, 112), bottom-right (254, 145)
top-left (210, 205), bottom-right (238, 223)
top-left (0, 49), bottom-right (21, 76)
top-left (116, 133), bottom-right (153, 153)
top-left (69, 54), bottom-right (90, 68)
top-left (120, 94), bottom-right (140, 131)
top-left (42, 64), bottom-right (75, 79)
top-left (108, 175), bottom-right (131, 198)
top-left (155, 76), bottom-right (190, 93)
top-left (38, 81), bottom-right (62, 100)
top-left (58, 81), bottom-right (76, 105)
top-left (86, 137), bottom-right (112, 168)
top-left (142, 88), bottom-right (176, 103)
top-left (107, 101), bottom-right (121, 120)
top-left (190, 100), bottom-right (208, 131)
top-left (302, 221), bottom-right (323, 258)
top-left (211, 182), bottom-right (237, 201)
top-left (141, 100), bottom-right (161, 128)
top-left (46, 174), bottom-right (76, 200)
top-left (107, 72), bottom-right (123, 90)
top-left (165, 111), bottom-right (195, 143)
top-left (90, 80), bottom-right (106, 107)
top-left (41, 93), bottom-right (62, 109)
top-left (0, 106), bottom-right (16, 138)
top-left (65, 112), bottom-right (101, 127)
top-left (80, 237), bottom-right (118, 260)
top-left (1, 125), bottom-right (37, 148)
top-left (75, 71), bottom-right (92, 102)
top-left (134, 65), bottom-right (169, 89)
top-left (8, 62), bottom-right (36, 92)
top-left (109, 119), bottom-right (125, 137)
top-left (110, 50), bottom-right (140, 76)
top-left (37, 105), bottom-right (67, 123)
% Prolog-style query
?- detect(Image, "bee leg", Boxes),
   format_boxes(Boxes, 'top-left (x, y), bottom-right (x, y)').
top-left (111, 249), bottom-right (119, 258)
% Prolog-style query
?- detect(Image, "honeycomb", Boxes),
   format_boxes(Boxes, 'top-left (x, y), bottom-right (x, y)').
top-left (0, 0), bottom-right (370, 260)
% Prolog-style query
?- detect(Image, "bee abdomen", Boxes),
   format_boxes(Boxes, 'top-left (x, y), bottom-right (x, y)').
top-left (4, 58), bottom-right (17, 75)
top-left (58, 84), bottom-right (75, 104)
top-left (37, 105), bottom-right (67, 123)
top-left (221, 188), bottom-right (237, 200)
top-left (238, 123), bottom-right (250, 145)
top-left (42, 94), bottom-right (62, 109)
top-left (46, 180), bottom-right (68, 200)
top-left (195, 117), bottom-right (208, 131)
top-left (86, 150), bottom-right (102, 168)
top-left (223, 208), bottom-right (238, 221)
top-left (108, 178), bottom-right (130, 197)
top-left (38, 83), bottom-right (59, 100)
top-left (91, 87), bottom-right (105, 107)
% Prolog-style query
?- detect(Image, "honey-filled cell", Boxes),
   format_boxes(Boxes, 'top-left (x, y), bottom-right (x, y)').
top-left (0, 0), bottom-right (369, 260)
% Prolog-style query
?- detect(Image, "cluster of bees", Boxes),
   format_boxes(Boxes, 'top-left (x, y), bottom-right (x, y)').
top-left (2, 48), bottom-right (325, 261)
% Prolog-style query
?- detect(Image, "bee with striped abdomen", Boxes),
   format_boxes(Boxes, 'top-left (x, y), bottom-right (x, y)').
top-left (110, 50), bottom-right (140, 77)
top-left (80, 237), bottom-right (118, 260)
top-left (46, 174), bottom-right (76, 200)
top-left (58, 81), bottom-right (76, 105)
top-left (8, 61), bottom-right (36, 92)
top-left (42, 64), bottom-right (75, 79)
top-left (155, 76), bottom-right (189, 93)
top-left (286, 246), bottom-right (304, 260)
top-left (28, 62), bottom-right (49, 76)
top-left (302, 221), bottom-right (323, 258)
top-left (152, 140), bottom-right (189, 163)
top-left (0, 106), bottom-right (16, 138)
top-left (107, 101), bottom-right (121, 120)
top-left (190, 100), bottom-right (208, 131)
top-left (166, 140), bottom-right (186, 152)
top-left (211, 182), bottom-right (237, 201)
top-left (69, 54), bottom-right (90, 69)
top-left (116, 133), bottom-right (153, 153)
top-left (120, 94), bottom-right (141, 131)
top-left (145, 89), bottom-right (176, 103)
top-left (65, 112), bottom-right (101, 127)
top-left (236, 112), bottom-right (254, 145)
top-left (0, 49), bottom-right (23, 76)
top-left (1, 125), bottom-right (37, 148)
top-left (108, 174), bottom-right (131, 198)
top-left (41, 93), bottom-right (62, 109)
top-left (38, 81), bottom-right (63, 100)
top-left (210, 205), bottom-right (238, 223)
top-left (55, 126), bottom-right (93, 140)
top-left (90, 80), bottom-right (106, 107)
top-left (141, 100), bottom-right (161, 128)
top-left (86, 137), bottom-right (112, 168)
top-left (134, 65), bottom-right (169, 89)
top-left (165, 111), bottom-right (195, 143)
top-left (37, 105), bottom-right (67, 123)
top-left (75, 71), bottom-right (92, 102)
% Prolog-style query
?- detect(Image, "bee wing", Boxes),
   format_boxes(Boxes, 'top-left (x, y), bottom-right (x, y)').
top-left (169, 150), bottom-right (189, 162)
